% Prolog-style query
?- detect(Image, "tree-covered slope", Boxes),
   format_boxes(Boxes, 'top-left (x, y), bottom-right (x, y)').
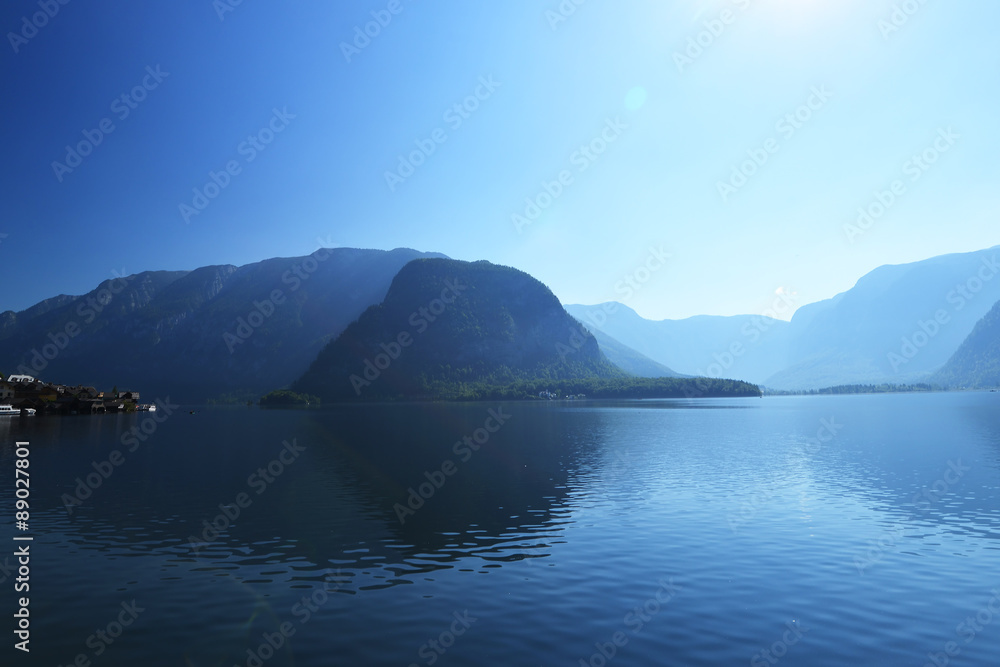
top-left (935, 298), bottom-right (1000, 388)
top-left (0, 248), bottom-right (445, 400)
top-left (292, 259), bottom-right (622, 400)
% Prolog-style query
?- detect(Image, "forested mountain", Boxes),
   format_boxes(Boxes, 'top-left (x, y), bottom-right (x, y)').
top-left (935, 298), bottom-right (1000, 388)
top-left (10, 244), bottom-right (996, 398)
top-left (291, 258), bottom-right (622, 400)
top-left (0, 248), bottom-right (445, 400)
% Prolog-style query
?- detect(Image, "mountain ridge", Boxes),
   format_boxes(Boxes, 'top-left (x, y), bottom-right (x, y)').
top-left (4, 244), bottom-right (999, 397)
top-left (568, 245), bottom-right (1000, 390)
top-left (291, 258), bottom-right (621, 400)
top-left (0, 247), bottom-right (447, 400)
top-left (934, 298), bottom-right (1000, 388)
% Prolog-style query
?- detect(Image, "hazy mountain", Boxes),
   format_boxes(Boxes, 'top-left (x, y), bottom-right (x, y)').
top-left (579, 322), bottom-right (682, 378)
top-left (7, 244), bottom-right (998, 398)
top-left (292, 259), bottom-right (621, 400)
top-left (564, 303), bottom-right (790, 384)
top-left (0, 248), bottom-right (446, 400)
top-left (568, 245), bottom-right (1000, 390)
top-left (934, 298), bottom-right (1000, 388)
top-left (767, 246), bottom-right (1000, 389)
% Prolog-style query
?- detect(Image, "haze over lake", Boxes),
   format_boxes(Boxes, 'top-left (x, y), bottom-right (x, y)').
top-left (4, 392), bottom-right (999, 665)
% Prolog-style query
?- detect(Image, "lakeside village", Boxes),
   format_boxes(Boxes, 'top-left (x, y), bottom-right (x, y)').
top-left (0, 374), bottom-right (155, 417)
top-left (538, 390), bottom-right (586, 400)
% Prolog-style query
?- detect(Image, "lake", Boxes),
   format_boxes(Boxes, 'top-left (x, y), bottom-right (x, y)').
top-left (2, 392), bottom-right (999, 665)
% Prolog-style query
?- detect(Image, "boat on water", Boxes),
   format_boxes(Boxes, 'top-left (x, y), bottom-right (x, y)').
top-left (0, 404), bottom-right (34, 416)
top-left (136, 404), bottom-right (157, 412)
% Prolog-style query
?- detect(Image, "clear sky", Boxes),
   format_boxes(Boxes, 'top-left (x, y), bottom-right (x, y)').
top-left (2, 0), bottom-right (998, 320)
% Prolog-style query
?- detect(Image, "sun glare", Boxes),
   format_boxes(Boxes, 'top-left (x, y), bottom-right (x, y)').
top-left (689, 0), bottom-right (864, 32)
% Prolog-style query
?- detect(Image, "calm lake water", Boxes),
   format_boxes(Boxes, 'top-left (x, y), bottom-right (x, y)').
top-left (2, 393), bottom-right (1000, 666)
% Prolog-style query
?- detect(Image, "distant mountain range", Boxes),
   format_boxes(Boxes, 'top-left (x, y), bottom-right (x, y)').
top-left (565, 303), bottom-right (789, 384)
top-left (766, 247), bottom-right (1000, 389)
top-left (569, 245), bottom-right (1000, 390)
top-left (0, 248), bottom-right (446, 401)
top-left (2, 245), bottom-right (997, 397)
top-left (582, 324), bottom-right (681, 379)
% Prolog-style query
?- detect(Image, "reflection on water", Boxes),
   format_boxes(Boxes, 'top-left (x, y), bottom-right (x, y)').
top-left (8, 404), bottom-right (593, 591)
top-left (2, 394), bottom-right (1000, 665)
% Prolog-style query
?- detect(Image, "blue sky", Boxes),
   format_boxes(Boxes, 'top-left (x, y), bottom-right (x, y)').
top-left (2, 0), bottom-right (998, 320)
